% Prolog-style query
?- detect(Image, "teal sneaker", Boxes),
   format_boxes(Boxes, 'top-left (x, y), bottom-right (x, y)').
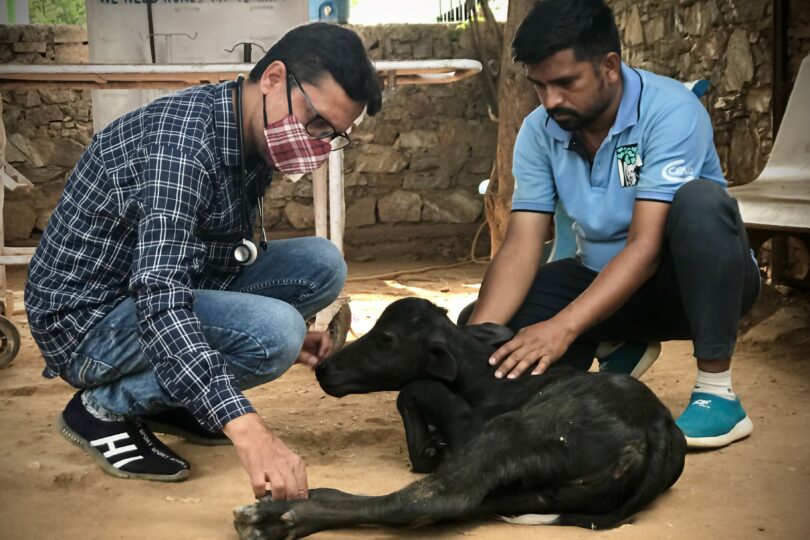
top-left (675, 392), bottom-right (754, 449)
top-left (598, 341), bottom-right (661, 379)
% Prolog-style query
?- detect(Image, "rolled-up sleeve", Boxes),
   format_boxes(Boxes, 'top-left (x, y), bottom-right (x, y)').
top-left (130, 144), bottom-right (253, 431)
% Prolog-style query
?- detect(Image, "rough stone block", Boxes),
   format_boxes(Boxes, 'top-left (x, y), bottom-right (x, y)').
top-left (723, 29), bottom-right (754, 91)
top-left (625, 7), bottom-right (645, 46)
top-left (38, 90), bottom-right (77, 104)
top-left (284, 201), bottom-right (315, 230)
top-left (354, 145), bottom-right (408, 174)
top-left (374, 124), bottom-right (400, 146)
top-left (20, 26), bottom-right (48, 42)
top-left (55, 43), bottom-right (89, 64)
top-left (26, 105), bottom-right (65, 125)
top-left (268, 178), bottom-right (296, 199)
top-left (13, 42), bottom-right (47, 54)
top-left (378, 190), bottom-right (422, 223)
top-left (403, 173), bottom-right (450, 190)
top-left (14, 164), bottom-right (67, 184)
top-left (399, 129), bottom-right (439, 149)
top-left (421, 190), bottom-right (483, 223)
top-left (3, 200), bottom-right (38, 241)
top-left (52, 25), bottom-right (87, 44)
top-left (0, 26), bottom-right (24, 44)
top-left (8, 133), bottom-right (45, 167)
top-left (346, 197), bottom-right (377, 228)
top-left (410, 152), bottom-right (440, 172)
top-left (33, 138), bottom-right (86, 168)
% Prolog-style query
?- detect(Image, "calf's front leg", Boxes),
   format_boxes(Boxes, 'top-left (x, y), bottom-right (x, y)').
top-left (396, 380), bottom-right (473, 472)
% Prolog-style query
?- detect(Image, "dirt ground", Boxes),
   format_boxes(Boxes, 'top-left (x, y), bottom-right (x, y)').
top-left (1, 260), bottom-right (809, 540)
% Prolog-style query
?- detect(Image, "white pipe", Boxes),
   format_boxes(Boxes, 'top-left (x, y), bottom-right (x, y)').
top-left (312, 164), bottom-right (328, 240)
top-left (328, 149), bottom-right (345, 254)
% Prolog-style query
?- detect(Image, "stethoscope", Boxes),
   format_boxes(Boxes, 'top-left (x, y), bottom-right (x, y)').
top-left (233, 74), bottom-right (267, 266)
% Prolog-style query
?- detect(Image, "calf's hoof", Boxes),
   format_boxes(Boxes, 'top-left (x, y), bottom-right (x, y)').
top-left (234, 499), bottom-right (299, 540)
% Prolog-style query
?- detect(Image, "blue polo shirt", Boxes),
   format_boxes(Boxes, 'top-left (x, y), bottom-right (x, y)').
top-left (512, 63), bottom-right (725, 271)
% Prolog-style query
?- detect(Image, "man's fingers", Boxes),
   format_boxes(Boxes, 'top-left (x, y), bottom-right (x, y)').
top-left (494, 351), bottom-right (523, 378)
top-left (506, 357), bottom-right (538, 379)
top-left (267, 469), bottom-right (289, 501)
top-left (490, 338), bottom-right (521, 366)
top-left (297, 351), bottom-right (318, 367)
top-left (291, 455), bottom-right (308, 500)
top-left (531, 355), bottom-right (554, 376)
top-left (251, 471), bottom-right (268, 499)
top-left (318, 332), bottom-right (332, 359)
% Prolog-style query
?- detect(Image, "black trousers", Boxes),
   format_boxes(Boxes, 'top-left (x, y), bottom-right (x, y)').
top-left (462, 180), bottom-right (761, 369)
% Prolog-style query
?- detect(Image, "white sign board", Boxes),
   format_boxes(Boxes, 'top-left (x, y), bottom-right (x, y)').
top-left (85, 0), bottom-right (309, 130)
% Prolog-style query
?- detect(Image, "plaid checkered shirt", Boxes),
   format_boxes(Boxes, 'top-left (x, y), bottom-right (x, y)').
top-left (24, 81), bottom-right (272, 431)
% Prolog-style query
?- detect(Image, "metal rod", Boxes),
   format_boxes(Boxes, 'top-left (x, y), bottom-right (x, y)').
top-left (146, 2), bottom-right (156, 64)
top-left (773, 0), bottom-right (789, 136)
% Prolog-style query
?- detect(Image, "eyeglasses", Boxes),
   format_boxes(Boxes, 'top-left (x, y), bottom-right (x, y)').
top-left (287, 71), bottom-right (352, 151)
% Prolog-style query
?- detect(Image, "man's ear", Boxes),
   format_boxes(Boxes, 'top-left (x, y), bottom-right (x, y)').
top-left (425, 339), bottom-right (458, 382)
top-left (601, 52), bottom-right (622, 85)
top-left (259, 60), bottom-right (287, 95)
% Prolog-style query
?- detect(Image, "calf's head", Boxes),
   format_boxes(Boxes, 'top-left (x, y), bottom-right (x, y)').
top-left (316, 298), bottom-right (513, 397)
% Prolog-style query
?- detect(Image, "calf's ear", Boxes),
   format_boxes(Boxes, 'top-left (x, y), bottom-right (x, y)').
top-left (425, 339), bottom-right (458, 382)
top-left (462, 323), bottom-right (514, 350)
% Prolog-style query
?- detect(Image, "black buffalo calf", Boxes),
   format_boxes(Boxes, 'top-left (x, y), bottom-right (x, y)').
top-left (233, 298), bottom-right (686, 539)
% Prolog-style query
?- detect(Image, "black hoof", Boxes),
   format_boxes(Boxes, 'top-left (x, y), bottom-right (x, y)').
top-left (233, 499), bottom-right (297, 540)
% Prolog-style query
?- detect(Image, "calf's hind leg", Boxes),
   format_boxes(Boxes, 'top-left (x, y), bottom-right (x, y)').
top-left (235, 414), bottom-right (563, 539)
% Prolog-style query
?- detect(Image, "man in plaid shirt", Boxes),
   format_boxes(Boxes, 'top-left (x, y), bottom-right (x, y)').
top-left (24, 23), bottom-right (381, 500)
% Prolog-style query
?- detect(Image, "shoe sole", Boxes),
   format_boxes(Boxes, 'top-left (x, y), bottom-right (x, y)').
top-left (629, 341), bottom-right (662, 379)
top-left (684, 415), bottom-right (754, 449)
top-left (142, 419), bottom-right (232, 447)
top-left (57, 414), bottom-right (190, 482)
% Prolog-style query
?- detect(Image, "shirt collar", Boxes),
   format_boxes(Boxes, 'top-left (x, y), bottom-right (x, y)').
top-left (214, 80), bottom-right (240, 168)
top-left (542, 62), bottom-right (643, 143)
top-left (610, 63), bottom-right (642, 136)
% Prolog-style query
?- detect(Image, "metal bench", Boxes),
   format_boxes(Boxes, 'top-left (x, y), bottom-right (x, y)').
top-left (729, 55), bottom-right (810, 287)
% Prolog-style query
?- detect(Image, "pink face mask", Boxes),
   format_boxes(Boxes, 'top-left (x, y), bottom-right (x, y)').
top-left (262, 86), bottom-right (331, 174)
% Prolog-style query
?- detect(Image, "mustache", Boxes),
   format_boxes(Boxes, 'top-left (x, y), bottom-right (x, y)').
top-left (547, 107), bottom-right (580, 118)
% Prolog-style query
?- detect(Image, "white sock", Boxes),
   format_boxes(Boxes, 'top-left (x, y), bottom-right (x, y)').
top-left (81, 392), bottom-right (125, 422)
top-left (693, 369), bottom-right (736, 400)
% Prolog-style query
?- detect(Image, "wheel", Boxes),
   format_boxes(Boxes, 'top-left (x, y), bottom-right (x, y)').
top-left (327, 303), bottom-right (352, 352)
top-left (0, 315), bottom-right (21, 369)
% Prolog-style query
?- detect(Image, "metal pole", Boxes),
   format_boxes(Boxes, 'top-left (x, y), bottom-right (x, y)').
top-left (772, 0), bottom-right (789, 136)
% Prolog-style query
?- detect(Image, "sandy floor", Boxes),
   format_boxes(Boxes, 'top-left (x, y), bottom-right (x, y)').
top-left (1, 261), bottom-right (809, 540)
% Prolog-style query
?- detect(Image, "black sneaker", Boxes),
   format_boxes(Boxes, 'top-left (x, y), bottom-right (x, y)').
top-left (142, 407), bottom-right (231, 446)
top-left (57, 391), bottom-right (190, 482)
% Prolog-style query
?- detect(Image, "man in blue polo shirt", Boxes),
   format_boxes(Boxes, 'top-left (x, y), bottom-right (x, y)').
top-left (466, 0), bottom-right (760, 449)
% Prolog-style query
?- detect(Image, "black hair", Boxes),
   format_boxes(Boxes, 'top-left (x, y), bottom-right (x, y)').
top-left (512, 0), bottom-right (621, 65)
top-left (249, 23), bottom-right (382, 116)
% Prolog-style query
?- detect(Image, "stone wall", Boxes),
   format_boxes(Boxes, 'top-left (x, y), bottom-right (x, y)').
top-left (0, 23), bottom-right (498, 250)
top-left (265, 23), bottom-right (498, 237)
top-left (0, 24), bottom-right (91, 243)
top-left (611, 0), bottom-right (810, 186)
top-left (3, 7), bottom-right (810, 246)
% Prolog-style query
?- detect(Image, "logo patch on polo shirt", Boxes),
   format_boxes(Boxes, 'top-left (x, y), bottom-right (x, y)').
top-left (616, 144), bottom-right (642, 187)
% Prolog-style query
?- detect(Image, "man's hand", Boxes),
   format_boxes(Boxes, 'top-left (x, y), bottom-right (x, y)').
top-left (223, 413), bottom-right (308, 500)
top-left (488, 318), bottom-right (577, 378)
top-left (295, 330), bottom-right (332, 369)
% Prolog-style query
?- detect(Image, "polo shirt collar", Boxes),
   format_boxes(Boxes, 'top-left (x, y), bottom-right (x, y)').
top-left (541, 62), bottom-right (643, 144)
top-left (609, 63), bottom-right (642, 136)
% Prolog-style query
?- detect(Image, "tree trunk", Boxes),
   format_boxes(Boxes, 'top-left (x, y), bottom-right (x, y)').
top-left (484, 0), bottom-right (539, 256)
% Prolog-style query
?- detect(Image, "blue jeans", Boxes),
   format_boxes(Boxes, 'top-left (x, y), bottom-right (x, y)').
top-left (61, 237), bottom-right (346, 417)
